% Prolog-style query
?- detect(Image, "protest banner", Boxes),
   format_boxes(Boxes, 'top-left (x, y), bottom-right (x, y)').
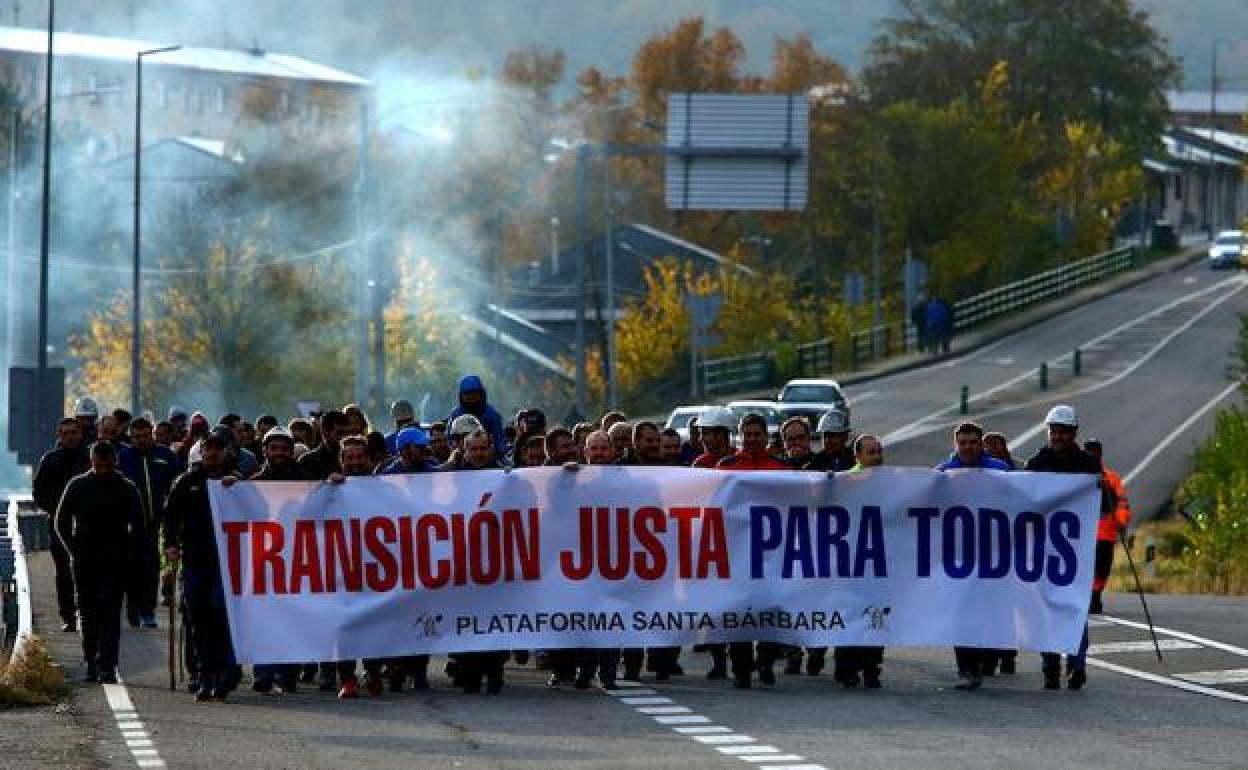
top-left (208, 466), bottom-right (1099, 664)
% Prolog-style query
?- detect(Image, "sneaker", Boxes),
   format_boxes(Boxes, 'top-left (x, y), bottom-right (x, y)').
top-left (98, 669), bottom-right (118, 685)
top-left (278, 675), bottom-right (298, 694)
top-left (835, 672), bottom-right (860, 688)
top-left (364, 673), bottom-right (383, 697)
top-left (954, 672), bottom-right (982, 691)
top-left (61, 620), bottom-right (77, 633)
top-left (600, 676), bottom-right (616, 691)
top-left (338, 678), bottom-right (359, 699)
top-left (195, 686), bottom-right (213, 702)
top-left (1068, 669), bottom-right (1087, 691)
top-left (547, 674), bottom-right (563, 689)
top-left (574, 672), bottom-right (593, 690)
top-left (140, 614), bottom-right (159, 629)
top-left (1043, 670), bottom-right (1061, 690)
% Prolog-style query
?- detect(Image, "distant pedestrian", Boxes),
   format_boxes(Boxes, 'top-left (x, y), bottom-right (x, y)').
top-left (911, 294), bottom-right (929, 353)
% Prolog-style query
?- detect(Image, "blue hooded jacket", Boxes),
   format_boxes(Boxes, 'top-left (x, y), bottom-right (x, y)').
top-left (446, 374), bottom-right (507, 454)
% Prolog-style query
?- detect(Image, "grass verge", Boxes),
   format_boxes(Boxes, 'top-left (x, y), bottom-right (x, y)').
top-left (0, 635), bottom-right (70, 707)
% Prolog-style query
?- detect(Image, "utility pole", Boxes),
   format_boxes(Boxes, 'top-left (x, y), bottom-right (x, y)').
top-left (604, 152), bottom-right (617, 409)
top-left (133, 45), bottom-right (181, 416)
top-left (34, 0), bottom-right (53, 446)
top-left (354, 102), bottom-right (370, 410)
top-left (574, 143), bottom-right (588, 420)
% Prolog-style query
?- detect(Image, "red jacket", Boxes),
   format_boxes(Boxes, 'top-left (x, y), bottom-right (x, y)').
top-left (716, 449), bottom-right (790, 471)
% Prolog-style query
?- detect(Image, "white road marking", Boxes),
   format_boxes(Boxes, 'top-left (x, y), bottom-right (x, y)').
top-left (606, 688), bottom-right (658, 696)
top-left (654, 715), bottom-right (712, 724)
top-left (103, 679), bottom-right (169, 768)
top-left (1088, 639), bottom-right (1200, 654)
top-left (637, 706), bottom-right (692, 714)
top-left (1175, 669), bottom-right (1248, 685)
top-left (608, 682), bottom-right (822, 767)
top-left (1101, 615), bottom-right (1248, 657)
top-left (756, 765), bottom-right (827, 770)
top-left (1086, 658), bottom-right (1248, 704)
top-left (694, 734), bottom-right (756, 744)
top-left (1122, 380), bottom-right (1243, 485)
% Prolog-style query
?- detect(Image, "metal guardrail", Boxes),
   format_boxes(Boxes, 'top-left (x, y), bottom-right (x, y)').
top-left (3, 495), bottom-right (35, 660)
top-left (953, 246), bottom-right (1135, 331)
top-left (701, 351), bottom-right (774, 395)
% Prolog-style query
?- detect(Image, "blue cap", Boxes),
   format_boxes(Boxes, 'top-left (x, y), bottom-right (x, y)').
top-left (396, 426), bottom-right (430, 450)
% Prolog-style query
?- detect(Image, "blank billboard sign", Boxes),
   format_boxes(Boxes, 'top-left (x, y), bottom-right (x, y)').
top-left (666, 93), bottom-right (808, 211)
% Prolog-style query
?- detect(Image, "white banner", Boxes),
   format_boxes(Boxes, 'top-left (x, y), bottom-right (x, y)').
top-left (208, 466), bottom-right (1099, 664)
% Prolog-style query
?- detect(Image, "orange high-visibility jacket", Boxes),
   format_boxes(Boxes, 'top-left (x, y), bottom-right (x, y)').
top-left (1099, 468), bottom-right (1130, 542)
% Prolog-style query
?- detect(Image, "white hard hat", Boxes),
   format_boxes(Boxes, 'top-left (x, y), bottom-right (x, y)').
top-left (74, 397), bottom-right (99, 418)
top-left (816, 409), bottom-right (850, 434)
top-left (450, 414), bottom-right (483, 436)
top-left (1044, 404), bottom-right (1078, 427)
top-left (698, 406), bottom-right (737, 431)
top-left (262, 426), bottom-right (294, 445)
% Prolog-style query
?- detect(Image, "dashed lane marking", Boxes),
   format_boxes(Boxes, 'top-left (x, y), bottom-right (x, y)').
top-left (103, 679), bottom-right (168, 768)
top-left (1175, 669), bottom-right (1248, 686)
top-left (1088, 639), bottom-right (1200, 655)
top-left (605, 684), bottom-right (825, 769)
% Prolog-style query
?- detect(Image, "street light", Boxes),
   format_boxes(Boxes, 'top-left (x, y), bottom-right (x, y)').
top-left (132, 44), bottom-right (181, 415)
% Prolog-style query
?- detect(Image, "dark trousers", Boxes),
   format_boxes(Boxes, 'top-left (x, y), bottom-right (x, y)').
top-left (1042, 623), bottom-right (1089, 675)
top-left (729, 641), bottom-right (781, 678)
top-left (577, 649), bottom-right (620, 685)
top-left (50, 520), bottom-right (78, 624)
top-left (72, 560), bottom-right (124, 670)
top-left (459, 651), bottom-right (508, 689)
top-left (125, 529), bottom-right (161, 618)
top-left (834, 646), bottom-right (883, 681)
top-left (182, 568), bottom-right (235, 687)
top-left (955, 646), bottom-right (988, 676)
top-left (622, 646), bottom-right (681, 676)
top-left (1093, 539), bottom-right (1115, 593)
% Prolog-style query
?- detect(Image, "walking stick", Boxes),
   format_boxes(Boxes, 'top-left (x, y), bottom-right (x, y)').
top-left (165, 566), bottom-right (178, 690)
top-left (1118, 529), bottom-right (1163, 662)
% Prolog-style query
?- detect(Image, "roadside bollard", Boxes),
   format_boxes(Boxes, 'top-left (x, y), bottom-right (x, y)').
top-left (1039, 362), bottom-right (1048, 390)
top-left (1144, 536), bottom-right (1157, 579)
top-left (960, 385), bottom-right (969, 415)
top-left (1073, 348), bottom-right (1082, 376)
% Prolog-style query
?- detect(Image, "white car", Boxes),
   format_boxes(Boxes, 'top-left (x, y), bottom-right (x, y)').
top-left (774, 378), bottom-right (849, 427)
top-left (1209, 230), bottom-right (1245, 269)
top-left (664, 405), bottom-right (714, 442)
top-left (726, 400), bottom-right (785, 435)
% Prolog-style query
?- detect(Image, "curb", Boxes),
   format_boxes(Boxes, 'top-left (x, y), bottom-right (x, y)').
top-left (4, 495), bottom-right (35, 666)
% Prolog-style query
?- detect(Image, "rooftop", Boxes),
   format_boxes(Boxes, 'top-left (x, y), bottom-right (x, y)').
top-left (0, 25), bottom-right (368, 87)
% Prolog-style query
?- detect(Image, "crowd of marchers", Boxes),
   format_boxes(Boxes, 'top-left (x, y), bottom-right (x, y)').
top-left (32, 372), bottom-right (1130, 702)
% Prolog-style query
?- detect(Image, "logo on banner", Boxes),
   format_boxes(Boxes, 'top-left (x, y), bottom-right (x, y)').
top-left (863, 605), bottom-right (892, 632)
top-left (413, 612), bottom-right (444, 639)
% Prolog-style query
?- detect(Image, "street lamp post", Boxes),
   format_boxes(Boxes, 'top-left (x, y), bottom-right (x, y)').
top-left (34, 0), bottom-right (54, 452)
top-left (1206, 38), bottom-right (1233, 237)
top-left (132, 44), bottom-right (181, 416)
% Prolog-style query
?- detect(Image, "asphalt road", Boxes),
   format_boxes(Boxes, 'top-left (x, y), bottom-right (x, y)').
top-left (18, 259), bottom-right (1248, 769)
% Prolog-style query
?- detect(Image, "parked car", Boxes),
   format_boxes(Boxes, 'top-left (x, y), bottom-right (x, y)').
top-left (664, 405), bottom-right (714, 442)
top-left (774, 378), bottom-right (849, 427)
top-left (726, 400), bottom-right (785, 435)
top-left (1209, 230), bottom-right (1246, 269)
